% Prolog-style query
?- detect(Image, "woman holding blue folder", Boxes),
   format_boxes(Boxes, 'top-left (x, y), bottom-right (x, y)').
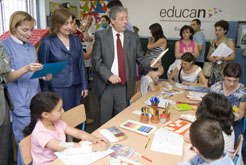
top-left (38, 8), bottom-right (88, 111)
top-left (0, 11), bottom-right (51, 165)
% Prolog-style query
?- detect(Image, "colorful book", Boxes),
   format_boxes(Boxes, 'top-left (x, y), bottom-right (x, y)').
top-left (108, 144), bottom-right (135, 158)
top-left (120, 120), bottom-right (156, 136)
top-left (162, 119), bottom-right (191, 136)
top-left (99, 126), bottom-right (127, 143)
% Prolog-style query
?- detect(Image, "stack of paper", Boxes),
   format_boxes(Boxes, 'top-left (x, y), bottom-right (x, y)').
top-left (175, 83), bottom-right (210, 93)
top-left (150, 128), bottom-right (183, 156)
top-left (186, 91), bottom-right (207, 101)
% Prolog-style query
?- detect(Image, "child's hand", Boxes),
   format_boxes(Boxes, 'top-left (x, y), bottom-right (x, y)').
top-left (93, 137), bottom-right (110, 145)
top-left (183, 130), bottom-right (191, 144)
top-left (91, 141), bottom-right (110, 151)
top-left (170, 80), bottom-right (176, 85)
top-left (182, 142), bottom-right (197, 162)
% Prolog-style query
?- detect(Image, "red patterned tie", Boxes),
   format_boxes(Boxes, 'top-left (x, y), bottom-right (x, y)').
top-left (116, 33), bottom-right (126, 84)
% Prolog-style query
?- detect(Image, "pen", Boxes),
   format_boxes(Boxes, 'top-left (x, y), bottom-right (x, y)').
top-left (144, 138), bottom-right (151, 149)
top-left (135, 152), bottom-right (152, 162)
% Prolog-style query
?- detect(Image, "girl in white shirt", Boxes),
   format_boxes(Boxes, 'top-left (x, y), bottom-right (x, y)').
top-left (168, 52), bottom-right (207, 87)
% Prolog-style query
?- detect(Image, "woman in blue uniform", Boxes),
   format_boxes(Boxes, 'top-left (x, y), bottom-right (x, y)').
top-left (1, 11), bottom-right (51, 164)
top-left (38, 8), bottom-right (88, 111)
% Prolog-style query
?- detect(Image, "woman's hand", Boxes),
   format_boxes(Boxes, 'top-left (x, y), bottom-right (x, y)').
top-left (148, 37), bottom-right (153, 43)
top-left (26, 63), bottom-right (43, 72)
top-left (210, 56), bottom-right (220, 63)
top-left (81, 90), bottom-right (88, 98)
top-left (40, 74), bottom-right (53, 81)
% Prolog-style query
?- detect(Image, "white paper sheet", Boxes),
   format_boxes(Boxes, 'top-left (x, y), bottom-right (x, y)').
top-left (55, 149), bottom-right (114, 165)
top-left (211, 42), bottom-right (233, 64)
top-left (150, 128), bottom-right (183, 156)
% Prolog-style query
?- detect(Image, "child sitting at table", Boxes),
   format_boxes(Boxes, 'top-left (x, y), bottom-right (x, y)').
top-left (23, 92), bottom-right (110, 165)
top-left (168, 52), bottom-right (207, 87)
top-left (140, 65), bottom-right (164, 96)
top-left (178, 118), bottom-right (234, 165)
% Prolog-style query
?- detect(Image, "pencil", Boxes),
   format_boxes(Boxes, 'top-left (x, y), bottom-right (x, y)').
top-left (144, 138), bottom-right (150, 149)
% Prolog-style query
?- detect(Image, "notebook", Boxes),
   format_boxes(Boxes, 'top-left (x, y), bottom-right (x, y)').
top-left (108, 144), bottom-right (135, 158)
top-left (172, 104), bottom-right (195, 111)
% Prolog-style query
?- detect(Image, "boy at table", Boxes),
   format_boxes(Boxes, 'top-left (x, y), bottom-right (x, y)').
top-left (178, 118), bottom-right (234, 165)
top-left (140, 65), bottom-right (164, 96)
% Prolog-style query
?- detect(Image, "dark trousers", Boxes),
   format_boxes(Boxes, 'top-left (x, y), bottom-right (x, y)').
top-left (99, 84), bottom-right (127, 125)
top-left (50, 85), bottom-right (81, 111)
top-left (0, 111), bottom-right (10, 165)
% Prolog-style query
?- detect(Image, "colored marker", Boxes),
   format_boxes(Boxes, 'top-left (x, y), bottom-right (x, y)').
top-left (135, 152), bottom-right (152, 162)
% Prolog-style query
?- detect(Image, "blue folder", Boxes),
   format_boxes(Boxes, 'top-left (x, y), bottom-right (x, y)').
top-left (30, 61), bottom-right (68, 79)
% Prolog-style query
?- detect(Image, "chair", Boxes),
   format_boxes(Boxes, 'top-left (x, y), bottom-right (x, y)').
top-left (232, 134), bottom-right (243, 165)
top-left (19, 135), bottom-right (32, 165)
top-left (62, 104), bottom-right (86, 130)
top-left (129, 91), bottom-right (142, 105)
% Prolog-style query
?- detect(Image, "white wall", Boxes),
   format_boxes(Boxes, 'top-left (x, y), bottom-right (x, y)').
top-left (39, 0), bottom-right (80, 29)
top-left (123, 0), bottom-right (246, 40)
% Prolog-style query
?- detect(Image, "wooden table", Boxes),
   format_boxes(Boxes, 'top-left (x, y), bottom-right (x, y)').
top-left (51, 88), bottom-right (199, 165)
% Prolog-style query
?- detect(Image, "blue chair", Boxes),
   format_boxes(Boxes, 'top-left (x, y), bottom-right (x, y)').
top-left (129, 91), bottom-right (141, 105)
top-left (233, 134), bottom-right (243, 165)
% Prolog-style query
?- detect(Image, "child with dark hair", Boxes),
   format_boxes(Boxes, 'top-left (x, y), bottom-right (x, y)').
top-left (140, 65), bottom-right (164, 96)
top-left (168, 52), bottom-right (207, 87)
top-left (210, 63), bottom-right (246, 160)
top-left (23, 92), bottom-right (109, 164)
top-left (178, 118), bottom-right (234, 164)
top-left (196, 92), bottom-right (235, 155)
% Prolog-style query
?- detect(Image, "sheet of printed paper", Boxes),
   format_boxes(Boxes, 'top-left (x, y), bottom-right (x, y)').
top-left (162, 119), bottom-right (191, 136)
top-left (211, 42), bottom-right (233, 57)
top-left (150, 128), bottom-right (183, 156)
top-left (211, 43), bottom-right (233, 64)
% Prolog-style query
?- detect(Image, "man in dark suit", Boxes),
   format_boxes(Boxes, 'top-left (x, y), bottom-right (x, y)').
top-left (92, 6), bottom-right (158, 124)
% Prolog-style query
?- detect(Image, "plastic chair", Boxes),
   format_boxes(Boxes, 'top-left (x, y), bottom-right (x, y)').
top-left (19, 135), bottom-right (32, 165)
top-left (232, 134), bottom-right (243, 165)
top-left (129, 91), bottom-right (141, 105)
top-left (61, 104), bottom-right (86, 130)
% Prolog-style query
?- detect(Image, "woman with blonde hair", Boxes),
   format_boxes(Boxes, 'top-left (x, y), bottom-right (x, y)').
top-left (0, 11), bottom-right (51, 164)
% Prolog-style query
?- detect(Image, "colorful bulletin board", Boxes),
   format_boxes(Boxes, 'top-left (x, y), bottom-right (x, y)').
top-left (80, 0), bottom-right (110, 29)
top-left (49, 2), bottom-right (60, 13)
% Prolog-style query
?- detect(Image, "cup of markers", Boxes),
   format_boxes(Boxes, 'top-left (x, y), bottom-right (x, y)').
top-left (140, 107), bottom-right (149, 124)
top-left (150, 97), bottom-right (160, 124)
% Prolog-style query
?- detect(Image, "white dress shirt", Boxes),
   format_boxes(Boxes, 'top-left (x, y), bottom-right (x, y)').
top-left (111, 28), bottom-right (124, 76)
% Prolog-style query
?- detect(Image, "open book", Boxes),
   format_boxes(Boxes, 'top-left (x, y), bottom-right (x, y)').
top-left (150, 48), bottom-right (169, 67)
